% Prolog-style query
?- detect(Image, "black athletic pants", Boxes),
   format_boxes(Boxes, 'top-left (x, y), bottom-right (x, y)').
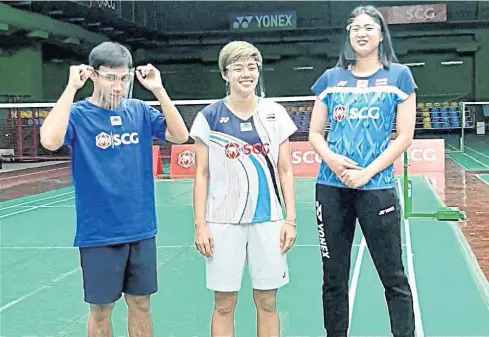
top-left (315, 183), bottom-right (415, 337)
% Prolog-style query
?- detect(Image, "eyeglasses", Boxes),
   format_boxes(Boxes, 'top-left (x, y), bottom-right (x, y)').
top-left (346, 23), bottom-right (380, 33)
top-left (95, 69), bottom-right (134, 83)
top-left (226, 62), bottom-right (261, 73)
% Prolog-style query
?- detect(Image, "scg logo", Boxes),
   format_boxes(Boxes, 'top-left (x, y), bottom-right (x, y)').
top-left (178, 150), bottom-right (195, 169)
top-left (95, 132), bottom-right (139, 150)
top-left (349, 107), bottom-right (380, 120)
top-left (407, 7), bottom-right (436, 20)
top-left (333, 105), bottom-right (380, 121)
top-left (397, 149), bottom-right (437, 163)
top-left (291, 150), bottom-right (321, 164)
top-left (225, 142), bottom-right (270, 159)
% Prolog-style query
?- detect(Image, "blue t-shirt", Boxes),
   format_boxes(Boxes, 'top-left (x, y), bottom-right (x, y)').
top-left (64, 98), bottom-right (167, 247)
top-left (311, 63), bottom-right (417, 190)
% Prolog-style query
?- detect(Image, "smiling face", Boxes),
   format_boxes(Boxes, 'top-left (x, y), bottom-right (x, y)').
top-left (218, 41), bottom-right (263, 97)
top-left (348, 13), bottom-right (383, 59)
top-left (224, 58), bottom-right (260, 96)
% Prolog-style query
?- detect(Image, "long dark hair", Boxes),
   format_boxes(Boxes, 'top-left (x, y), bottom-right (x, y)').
top-left (336, 5), bottom-right (397, 69)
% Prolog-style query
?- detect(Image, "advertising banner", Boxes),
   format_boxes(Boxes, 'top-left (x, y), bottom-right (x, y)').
top-left (378, 4), bottom-right (447, 25)
top-left (229, 11), bottom-right (296, 32)
top-left (168, 139), bottom-right (445, 179)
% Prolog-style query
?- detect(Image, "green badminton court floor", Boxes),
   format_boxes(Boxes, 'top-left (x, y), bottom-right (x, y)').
top-left (1, 177), bottom-right (489, 337)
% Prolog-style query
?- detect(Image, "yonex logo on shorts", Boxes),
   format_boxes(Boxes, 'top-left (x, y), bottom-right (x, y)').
top-left (379, 206), bottom-right (395, 215)
top-left (95, 132), bottom-right (139, 150)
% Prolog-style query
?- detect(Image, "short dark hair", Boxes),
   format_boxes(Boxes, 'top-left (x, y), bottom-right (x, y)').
top-left (336, 5), bottom-right (397, 69)
top-left (88, 42), bottom-right (133, 70)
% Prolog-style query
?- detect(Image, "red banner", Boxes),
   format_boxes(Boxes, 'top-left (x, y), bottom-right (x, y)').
top-left (378, 4), bottom-right (447, 25)
top-left (169, 144), bottom-right (197, 179)
top-left (168, 139), bottom-right (445, 179)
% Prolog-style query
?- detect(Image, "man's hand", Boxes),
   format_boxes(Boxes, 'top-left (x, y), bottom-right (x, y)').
top-left (340, 168), bottom-right (374, 188)
top-left (194, 225), bottom-right (214, 257)
top-left (136, 64), bottom-right (164, 92)
top-left (280, 221), bottom-right (296, 253)
top-left (68, 64), bottom-right (93, 90)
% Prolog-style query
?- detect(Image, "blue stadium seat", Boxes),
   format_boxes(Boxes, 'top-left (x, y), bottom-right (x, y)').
top-left (449, 102), bottom-right (459, 128)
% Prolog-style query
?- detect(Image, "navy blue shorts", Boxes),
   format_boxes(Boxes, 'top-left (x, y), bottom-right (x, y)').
top-left (79, 236), bottom-right (158, 304)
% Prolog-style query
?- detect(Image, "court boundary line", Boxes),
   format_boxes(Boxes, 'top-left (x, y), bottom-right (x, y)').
top-left (0, 166), bottom-right (69, 182)
top-left (422, 176), bottom-right (489, 309)
top-left (348, 235), bottom-right (365, 331)
top-left (8, 200), bottom-right (317, 209)
top-left (0, 243), bottom-right (404, 250)
top-left (465, 145), bottom-right (489, 160)
top-left (0, 243), bottom-right (192, 318)
top-left (397, 179), bottom-right (425, 337)
top-left (0, 191), bottom-right (74, 212)
top-left (0, 196), bottom-right (75, 219)
top-left (0, 267), bottom-right (81, 313)
top-left (474, 174), bottom-right (489, 188)
top-left (447, 144), bottom-right (489, 170)
top-left (446, 154), bottom-right (470, 171)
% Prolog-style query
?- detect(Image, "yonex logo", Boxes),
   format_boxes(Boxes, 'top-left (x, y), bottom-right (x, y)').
top-left (379, 206), bottom-right (395, 215)
top-left (178, 150), bottom-right (195, 169)
top-left (231, 12), bottom-right (295, 31)
top-left (315, 201), bottom-right (330, 259)
top-left (95, 132), bottom-right (139, 150)
top-left (232, 16), bottom-right (253, 29)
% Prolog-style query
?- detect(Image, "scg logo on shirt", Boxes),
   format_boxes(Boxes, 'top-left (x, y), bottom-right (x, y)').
top-left (95, 132), bottom-right (139, 150)
top-left (224, 142), bottom-right (270, 159)
top-left (333, 105), bottom-right (380, 121)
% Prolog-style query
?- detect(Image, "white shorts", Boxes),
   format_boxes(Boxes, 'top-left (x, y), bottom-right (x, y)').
top-left (206, 220), bottom-right (289, 292)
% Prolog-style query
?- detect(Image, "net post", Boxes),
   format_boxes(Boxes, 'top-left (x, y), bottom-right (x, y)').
top-left (403, 151), bottom-right (412, 219)
top-left (460, 102), bottom-right (465, 152)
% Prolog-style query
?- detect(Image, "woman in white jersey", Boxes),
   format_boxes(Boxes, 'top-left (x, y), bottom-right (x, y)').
top-left (309, 6), bottom-right (417, 337)
top-left (190, 41), bottom-right (297, 337)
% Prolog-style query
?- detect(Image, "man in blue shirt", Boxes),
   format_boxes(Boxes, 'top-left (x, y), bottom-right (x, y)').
top-left (309, 6), bottom-right (417, 337)
top-left (40, 42), bottom-right (188, 337)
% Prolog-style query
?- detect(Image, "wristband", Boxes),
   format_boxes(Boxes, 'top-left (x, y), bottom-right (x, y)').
top-left (285, 220), bottom-right (296, 227)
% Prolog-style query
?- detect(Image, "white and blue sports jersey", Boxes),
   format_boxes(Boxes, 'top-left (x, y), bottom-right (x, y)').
top-left (189, 98), bottom-right (297, 224)
top-left (311, 63), bottom-right (417, 190)
top-left (64, 98), bottom-right (167, 247)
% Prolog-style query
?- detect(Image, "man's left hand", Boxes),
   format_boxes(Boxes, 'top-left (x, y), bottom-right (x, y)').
top-left (136, 64), bottom-right (164, 92)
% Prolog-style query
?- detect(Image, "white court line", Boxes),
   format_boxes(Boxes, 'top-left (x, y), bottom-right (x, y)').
top-left (396, 179), bottom-right (425, 337)
top-left (465, 146), bottom-right (489, 160)
top-left (0, 243), bottom-right (404, 250)
top-left (0, 196), bottom-right (75, 219)
top-left (8, 201), bottom-right (317, 209)
top-left (0, 166), bottom-right (69, 182)
top-left (10, 205), bottom-right (75, 209)
top-left (447, 144), bottom-right (489, 170)
top-left (0, 190), bottom-right (73, 211)
top-left (475, 174), bottom-right (489, 187)
top-left (421, 176), bottom-right (489, 309)
top-left (348, 235), bottom-right (366, 331)
top-left (0, 267), bottom-right (80, 313)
